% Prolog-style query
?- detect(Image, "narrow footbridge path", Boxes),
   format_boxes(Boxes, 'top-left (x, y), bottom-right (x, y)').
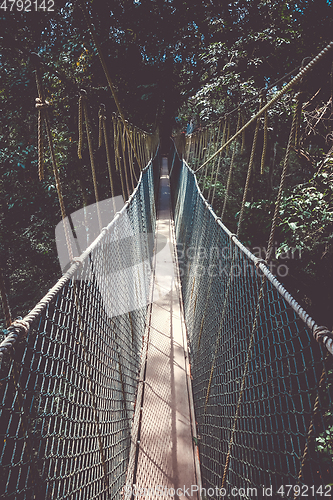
top-left (0, 149), bottom-right (332, 500)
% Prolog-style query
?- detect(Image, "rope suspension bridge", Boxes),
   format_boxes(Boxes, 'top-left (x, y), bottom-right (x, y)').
top-left (1, 23), bottom-right (333, 499)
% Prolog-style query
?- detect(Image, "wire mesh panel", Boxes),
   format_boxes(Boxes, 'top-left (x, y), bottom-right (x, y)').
top-left (0, 153), bottom-right (160, 500)
top-left (170, 153), bottom-right (333, 498)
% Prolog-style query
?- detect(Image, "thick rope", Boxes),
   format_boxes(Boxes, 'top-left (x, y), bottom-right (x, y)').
top-left (294, 90), bottom-right (306, 149)
top-left (112, 114), bottom-right (119, 172)
top-left (241, 110), bottom-right (246, 155)
top-left (98, 105), bottom-right (103, 149)
top-left (196, 41), bottom-right (333, 173)
top-left (127, 125), bottom-right (138, 189)
top-left (99, 104), bottom-right (116, 213)
top-left (0, 268), bottom-right (11, 327)
top-left (221, 109), bottom-right (241, 221)
top-left (34, 59), bottom-right (73, 263)
top-left (77, 95), bottom-right (84, 159)
top-left (207, 120), bottom-right (222, 202)
top-left (200, 126), bottom-right (214, 194)
top-left (261, 94), bottom-right (268, 174)
top-left (210, 118), bottom-right (227, 206)
top-left (236, 97), bottom-right (262, 238)
top-left (120, 121), bottom-right (131, 199)
top-left (196, 130), bottom-right (204, 171)
top-left (81, 92), bottom-right (102, 231)
top-left (37, 101), bottom-right (45, 180)
top-left (266, 101), bottom-right (298, 261)
top-left (115, 117), bottom-right (127, 201)
top-left (77, 0), bottom-right (142, 171)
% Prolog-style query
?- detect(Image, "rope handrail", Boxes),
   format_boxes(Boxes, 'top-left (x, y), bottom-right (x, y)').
top-left (170, 149), bottom-right (333, 491)
top-left (0, 153), bottom-right (158, 368)
top-left (0, 151), bottom-right (161, 499)
top-left (184, 158), bottom-right (333, 356)
top-left (186, 60), bottom-right (308, 136)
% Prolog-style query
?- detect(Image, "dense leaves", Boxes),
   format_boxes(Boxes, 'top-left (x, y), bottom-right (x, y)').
top-left (0, 0), bottom-right (333, 327)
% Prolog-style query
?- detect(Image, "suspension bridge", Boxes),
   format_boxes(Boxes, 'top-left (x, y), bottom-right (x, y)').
top-left (1, 30), bottom-right (333, 500)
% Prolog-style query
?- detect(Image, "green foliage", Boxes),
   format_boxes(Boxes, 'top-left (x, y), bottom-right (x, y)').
top-left (316, 426), bottom-right (333, 466)
top-left (278, 169), bottom-right (333, 255)
top-left (0, 0), bottom-right (333, 324)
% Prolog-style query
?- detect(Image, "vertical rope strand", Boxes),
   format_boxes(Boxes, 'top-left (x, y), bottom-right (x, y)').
top-left (266, 104), bottom-right (298, 261)
top-left (207, 120), bottom-right (222, 203)
top-left (37, 105), bottom-right (44, 180)
top-left (77, 94), bottom-right (84, 160)
top-left (221, 110), bottom-right (241, 221)
top-left (241, 109), bottom-right (246, 155)
top-left (211, 117), bottom-right (227, 206)
top-left (33, 57), bottom-right (73, 263)
top-left (99, 105), bottom-right (116, 213)
top-left (121, 122), bottom-right (131, 199)
top-left (261, 94), bottom-right (268, 174)
top-left (81, 95), bottom-right (102, 231)
top-left (236, 98), bottom-right (262, 238)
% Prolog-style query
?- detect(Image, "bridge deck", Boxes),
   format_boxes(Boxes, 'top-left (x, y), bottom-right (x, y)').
top-left (128, 157), bottom-right (200, 498)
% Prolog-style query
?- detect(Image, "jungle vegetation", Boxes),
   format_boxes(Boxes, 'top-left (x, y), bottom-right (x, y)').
top-left (0, 0), bottom-right (333, 330)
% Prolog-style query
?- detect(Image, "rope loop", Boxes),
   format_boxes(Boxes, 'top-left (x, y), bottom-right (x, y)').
top-left (229, 233), bottom-right (238, 242)
top-left (255, 258), bottom-right (267, 268)
top-left (98, 103), bottom-right (106, 148)
top-left (79, 88), bottom-right (87, 99)
top-left (0, 318), bottom-right (30, 364)
top-left (301, 56), bottom-right (312, 67)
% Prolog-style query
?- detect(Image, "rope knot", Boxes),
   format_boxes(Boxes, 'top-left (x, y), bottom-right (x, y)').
top-left (313, 325), bottom-right (333, 347)
top-left (255, 258), bottom-right (267, 268)
top-left (35, 97), bottom-right (49, 109)
top-left (11, 318), bottom-right (30, 336)
top-left (72, 256), bottom-right (84, 268)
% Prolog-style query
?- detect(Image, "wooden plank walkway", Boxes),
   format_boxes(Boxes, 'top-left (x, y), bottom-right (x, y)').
top-left (125, 157), bottom-right (200, 499)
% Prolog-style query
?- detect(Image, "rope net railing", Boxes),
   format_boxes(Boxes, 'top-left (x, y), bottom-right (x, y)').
top-left (0, 150), bottom-right (160, 500)
top-left (170, 151), bottom-right (333, 497)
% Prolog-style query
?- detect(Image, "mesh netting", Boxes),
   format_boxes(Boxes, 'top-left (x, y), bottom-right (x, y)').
top-left (0, 153), bottom-right (160, 500)
top-left (170, 152), bottom-right (333, 498)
